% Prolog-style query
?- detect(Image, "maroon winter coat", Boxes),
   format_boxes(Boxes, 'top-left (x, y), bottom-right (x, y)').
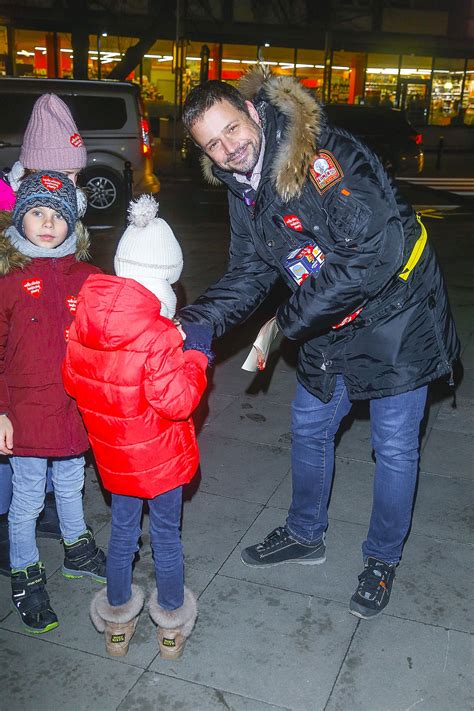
top-left (0, 223), bottom-right (100, 456)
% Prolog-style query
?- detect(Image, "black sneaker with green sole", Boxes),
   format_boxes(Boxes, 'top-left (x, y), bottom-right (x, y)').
top-left (241, 526), bottom-right (326, 567)
top-left (11, 562), bottom-right (59, 634)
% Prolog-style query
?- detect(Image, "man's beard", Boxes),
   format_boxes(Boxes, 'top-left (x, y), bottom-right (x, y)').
top-left (223, 126), bottom-right (262, 174)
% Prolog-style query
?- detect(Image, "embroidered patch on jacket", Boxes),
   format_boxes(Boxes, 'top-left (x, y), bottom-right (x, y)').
top-left (41, 175), bottom-right (63, 191)
top-left (64, 328), bottom-right (70, 342)
top-left (66, 295), bottom-right (77, 314)
top-left (309, 151), bottom-right (343, 194)
top-left (22, 278), bottom-right (43, 298)
top-left (283, 214), bottom-right (303, 232)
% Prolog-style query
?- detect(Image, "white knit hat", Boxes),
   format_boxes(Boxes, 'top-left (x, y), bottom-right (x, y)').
top-left (114, 195), bottom-right (183, 317)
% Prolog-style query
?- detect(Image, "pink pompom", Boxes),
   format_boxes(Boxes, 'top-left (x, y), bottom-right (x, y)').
top-left (0, 178), bottom-right (16, 210)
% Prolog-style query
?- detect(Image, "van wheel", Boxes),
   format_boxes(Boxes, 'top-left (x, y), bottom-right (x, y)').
top-left (81, 168), bottom-right (122, 212)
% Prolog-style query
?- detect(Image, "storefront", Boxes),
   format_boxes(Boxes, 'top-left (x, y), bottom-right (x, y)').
top-left (1, 26), bottom-right (472, 127)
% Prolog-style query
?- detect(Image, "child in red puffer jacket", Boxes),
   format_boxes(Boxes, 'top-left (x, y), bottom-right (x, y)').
top-left (63, 195), bottom-right (212, 659)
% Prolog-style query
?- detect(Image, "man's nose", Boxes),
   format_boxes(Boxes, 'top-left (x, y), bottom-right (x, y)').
top-left (221, 136), bottom-right (238, 154)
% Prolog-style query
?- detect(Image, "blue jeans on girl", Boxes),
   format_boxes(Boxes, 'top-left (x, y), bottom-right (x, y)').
top-left (9, 455), bottom-right (87, 569)
top-left (107, 486), bottom-right (184, 610)
top-left (0, 456), bottom-right (54, 514)
top-left (287, 376), bottom-right (427, 564)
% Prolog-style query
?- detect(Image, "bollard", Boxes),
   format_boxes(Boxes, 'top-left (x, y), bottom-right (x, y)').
top-left (435, 135), bottom-right (444, 171)
top-left (123, 161), bottom-right (133, 220)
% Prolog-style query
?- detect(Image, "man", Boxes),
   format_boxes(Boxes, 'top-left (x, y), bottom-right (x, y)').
top-left (180, 66), bottom-right (459, 619)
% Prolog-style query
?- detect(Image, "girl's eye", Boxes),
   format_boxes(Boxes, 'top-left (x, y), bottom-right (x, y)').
top-left (54, 213), bottom-right (65, 221)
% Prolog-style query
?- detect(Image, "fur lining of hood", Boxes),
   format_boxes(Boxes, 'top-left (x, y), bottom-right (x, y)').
top-left (201, 65), bottom-right (322, 201)
top-left (0, 213), bottom-right (91, 276)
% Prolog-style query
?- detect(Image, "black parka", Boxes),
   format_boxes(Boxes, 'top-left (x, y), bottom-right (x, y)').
top-left (181, 67), bottom-right (459, 402)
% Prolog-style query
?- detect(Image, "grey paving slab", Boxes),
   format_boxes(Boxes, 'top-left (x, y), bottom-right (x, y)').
top-left (326, 617), bottom-right (473, 711)
top-left (432, 395), bottom-right (474, 436)
top-left (118, 671), bottom-right (287, 711)
top-left (194, 392), bottom-right (237, 433)
top-left (203, 397), bottom-right (292, 449)
top-left (0, 628), bottom-right (144, 711)
top-left (334, 415), bottom-right (374, 464)
top-left (456, 367), bottom-right (474, 399)
top-left (198, 433), bottom-right (291, 504)
top-left (82, 464), bottom-right (112, 535)
top-left (219, 507), bottom-right (364, 605)
top-left (210, 353), bottom-right (260, 397)
top-left (182, 491), bottom-right (262, 573)
top-left (149, 575), bottom-right (358, 710)
top-left (451, 305), bottom-right (474, 334)
top-left (421, 428), bottom-right (473, 479)
top-left (461, 332), bottom-right (474, 363)
top-left (390, 532), bottom-right (474, 633)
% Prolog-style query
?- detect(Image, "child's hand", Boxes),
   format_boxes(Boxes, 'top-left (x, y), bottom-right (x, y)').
top-left (0, 415), bottom-right (13, 455)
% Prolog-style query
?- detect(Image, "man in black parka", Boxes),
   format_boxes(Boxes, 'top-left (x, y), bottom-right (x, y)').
top-left (180, 66), bottom-right (459, 619)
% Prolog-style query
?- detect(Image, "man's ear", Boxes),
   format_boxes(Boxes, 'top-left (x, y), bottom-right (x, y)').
top-left (245, 100), bottom-right (261, 125)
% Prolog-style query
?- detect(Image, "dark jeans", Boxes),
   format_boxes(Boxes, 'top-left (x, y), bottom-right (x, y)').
top-left (107, 486), bottom-right (184, 610)
top-left (287, 376), bottom-right (427, 564)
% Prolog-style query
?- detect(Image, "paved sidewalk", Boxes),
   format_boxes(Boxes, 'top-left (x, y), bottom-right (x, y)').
top-left (1, 180), bottom-right (473, 710)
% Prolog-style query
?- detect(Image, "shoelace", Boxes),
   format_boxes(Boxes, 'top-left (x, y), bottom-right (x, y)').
top-left (358, 564), bottom-right (389, 598)
top-left (257, 526), bottom-right (289, 551)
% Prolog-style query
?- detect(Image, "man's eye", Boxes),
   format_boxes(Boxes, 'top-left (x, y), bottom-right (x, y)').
top-left (208, 142), bottom-right (218, 152)
top-left (228, 125), bottom-right (237, 133)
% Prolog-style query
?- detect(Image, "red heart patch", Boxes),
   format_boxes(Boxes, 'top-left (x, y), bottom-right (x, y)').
top-left (66, 295), bottom-right (77, 314)
top-left (64, 328), bottom-right (70, 342)
top-left (283, 214), bottom-right (303, 232)
top-left (22, 278), bottom-right (43, 298)
top-left (69, 133), bottom-right (83, 148)
top-left (41, 175), bottom-right (62, 191)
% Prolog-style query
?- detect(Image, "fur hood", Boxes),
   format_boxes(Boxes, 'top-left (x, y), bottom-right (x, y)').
top-left (201, 65), bottom-right (323, 201)
top-left (0, 212), bottom-right (91, 276)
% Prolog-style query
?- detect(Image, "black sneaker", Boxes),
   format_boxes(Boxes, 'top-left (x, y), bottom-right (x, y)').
top-left (62, 527), bottom-right (106, 583)
top-left (11, 562), bottom-right (59, 634)
top-left (36, 492), bottom-right (62, 540)
top-left (350, 557), bottom-right (396, 619)
top-left (241, 526), bottom-right (326, 567)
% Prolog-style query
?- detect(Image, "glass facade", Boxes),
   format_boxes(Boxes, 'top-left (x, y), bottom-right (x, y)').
top-left (2, 25), bottom-right (472, 126)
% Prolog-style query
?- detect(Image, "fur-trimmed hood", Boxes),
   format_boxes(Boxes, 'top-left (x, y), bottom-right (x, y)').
top-left (0, 212), bottom-right (91, 276)
top-left (201, 65), bottom-right (323, 202)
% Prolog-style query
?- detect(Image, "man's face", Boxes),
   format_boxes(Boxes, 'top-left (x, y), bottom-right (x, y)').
top-left (190, 99), bottom-right (262, 174)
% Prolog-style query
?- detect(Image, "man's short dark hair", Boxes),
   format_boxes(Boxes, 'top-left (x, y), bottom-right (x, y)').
top-left (182, 80), bottom-right (249, 132)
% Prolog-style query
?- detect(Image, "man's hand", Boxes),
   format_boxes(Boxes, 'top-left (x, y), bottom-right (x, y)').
top-left (0, 415), bottom-right (13, 455)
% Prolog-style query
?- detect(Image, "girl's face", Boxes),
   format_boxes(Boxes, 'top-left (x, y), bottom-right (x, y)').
top-left (22, 206), bottom-right (68, 249)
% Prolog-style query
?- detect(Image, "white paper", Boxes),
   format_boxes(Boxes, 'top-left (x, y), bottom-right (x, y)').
top-left (241, 316), bottom-right (279, 372)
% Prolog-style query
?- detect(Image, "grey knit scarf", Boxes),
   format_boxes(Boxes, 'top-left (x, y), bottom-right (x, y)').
top-left (5, 225), bottom-right (78, 259)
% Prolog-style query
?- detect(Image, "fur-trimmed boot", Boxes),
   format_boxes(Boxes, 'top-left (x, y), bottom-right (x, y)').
top-left (90, 585), bottom-right (145, 657)
top-left (148, 587), bottom-right (197, 660)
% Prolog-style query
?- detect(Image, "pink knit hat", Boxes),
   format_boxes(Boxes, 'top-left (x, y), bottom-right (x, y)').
top-left (20, 93), bottom-right (87, 170)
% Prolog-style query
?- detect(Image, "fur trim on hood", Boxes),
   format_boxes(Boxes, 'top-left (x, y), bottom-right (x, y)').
top-left (201, 64), bottom-right (323, 201)
top-left (0, 212), bottom-right (91, 276)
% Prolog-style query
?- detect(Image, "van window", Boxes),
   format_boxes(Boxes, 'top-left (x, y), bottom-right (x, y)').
top-left (0, 93), bottom-right (128, 134)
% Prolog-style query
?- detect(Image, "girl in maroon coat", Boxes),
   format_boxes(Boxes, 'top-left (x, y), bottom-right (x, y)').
top-left (0, 171), bottom-right (106, 635)
top-left (64, 195), bottom-right (212, 659)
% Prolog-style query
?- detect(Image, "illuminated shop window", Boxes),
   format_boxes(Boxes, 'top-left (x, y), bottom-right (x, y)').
top-left (222, 43), bottom-right (258, 85)
top-left (294, 49), bottom-right (325, 101)
top-left (463, 59), bottom-right (474, 126)
top-left (15, 29), bottom-right (49, 77)
top-left (430, 57), bottom-right (466, 126)
top-left (330, 51), bottom-right (352, 104)
top-left (400, 55), bottom-right (432, 125)
top-left (86, 34), bottom-right (138, 81)
top-left (365, 53), bottom-right (400, 108)
top-left (0, 26), bottom-right (7, 76)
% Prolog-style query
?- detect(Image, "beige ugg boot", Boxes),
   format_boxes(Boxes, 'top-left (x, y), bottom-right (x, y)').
top-left (90, 585), bottom-right (145, 657)
top-left (148, 587), bottom-right (197, 660)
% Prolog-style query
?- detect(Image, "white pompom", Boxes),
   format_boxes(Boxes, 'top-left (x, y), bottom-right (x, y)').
top-left (9, 161), bottom-right (25, 193)
top-left (127, 194), bottom-right (159, 228)
top-left (76, 187), bottom-right (88, 217)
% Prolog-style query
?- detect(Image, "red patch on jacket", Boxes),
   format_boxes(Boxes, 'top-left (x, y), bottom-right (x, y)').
top-left (22, 278), bottom-right (43, 298)
top-left (332, 307), bottom-right (363, 330)
top-left (66, 295), bottom-right (77, 314)
top-left (309, 151), bottom-right (343, 194)
top-left (283, 214), bottom-right (303, 232)
top-left (64, 328), bottom-right (70, 342)
top-left (41, 175), bottom-right (63, 191)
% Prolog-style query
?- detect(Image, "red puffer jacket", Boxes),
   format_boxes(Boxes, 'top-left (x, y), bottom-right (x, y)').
top-left (63, 274), bottom-right (209, 498)
top-left (0, 227), bottom-right (100, 457)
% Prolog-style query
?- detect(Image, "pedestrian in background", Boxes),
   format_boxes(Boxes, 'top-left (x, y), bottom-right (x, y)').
top-left (0, 171), bottom-right (106, 634)
top-left (179, 67), bottom-right (459, 619)
top-left (63, 195), bottom-right (212, 658)
top-left (0, 93), bottom-right (89, 574)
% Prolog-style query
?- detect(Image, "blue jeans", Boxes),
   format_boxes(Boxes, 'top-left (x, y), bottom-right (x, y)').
top-left (287, 376), bottom-right (427, 564)
top-left (9, 456), bottom-right (87, 570)
top-left (0, 457), bottom-right (54, 514)
top-left (107, 487), bottom-right (184, 610)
